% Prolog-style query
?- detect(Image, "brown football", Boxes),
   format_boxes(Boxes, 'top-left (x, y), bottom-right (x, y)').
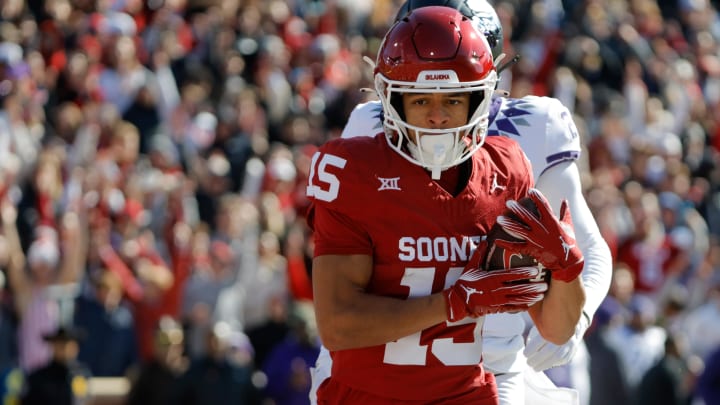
top-left (484, 196), bottom-right (540, 271)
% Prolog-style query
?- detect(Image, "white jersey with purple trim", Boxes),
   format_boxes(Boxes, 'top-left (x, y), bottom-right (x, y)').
top-left (486, 95), bottom-right (581, 180)
top-left (340, 96), bottom-right (582, 181)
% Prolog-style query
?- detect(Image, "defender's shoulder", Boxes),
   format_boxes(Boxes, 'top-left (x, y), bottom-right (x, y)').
top-left (489, 95), bottom-right (580, 178)
top-left (341, 100), bottom-right (384, 139)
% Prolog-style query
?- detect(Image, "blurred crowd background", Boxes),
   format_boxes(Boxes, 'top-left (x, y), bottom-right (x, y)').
top-left (0, 0), bottom-right (718, 404)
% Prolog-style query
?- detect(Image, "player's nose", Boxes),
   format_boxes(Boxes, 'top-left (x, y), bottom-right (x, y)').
top-left (426, 105), bottom-right (450, 128)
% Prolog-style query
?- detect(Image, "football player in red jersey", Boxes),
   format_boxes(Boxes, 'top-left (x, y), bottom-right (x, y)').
top-left (312, 2), bottom-right (612, 404)
top-left (306, 6), bottom-right (585, 404)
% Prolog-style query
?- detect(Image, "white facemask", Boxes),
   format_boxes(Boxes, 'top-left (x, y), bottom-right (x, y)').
top-left (406, 132), bottom-right (463, 179)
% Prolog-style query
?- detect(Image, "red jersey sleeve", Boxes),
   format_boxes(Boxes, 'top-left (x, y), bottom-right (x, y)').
top-left (311, 206), bottom-right (373, 257)
top-left (306, 137), bottom-right (381, 257)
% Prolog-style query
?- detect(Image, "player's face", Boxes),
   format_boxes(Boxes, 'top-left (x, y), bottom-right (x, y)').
top-left (402, 92), bottom-right (470, 144)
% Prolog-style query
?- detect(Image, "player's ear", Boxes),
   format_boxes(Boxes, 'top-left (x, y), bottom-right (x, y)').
top-left (390, 93), bottom-right (406, 121)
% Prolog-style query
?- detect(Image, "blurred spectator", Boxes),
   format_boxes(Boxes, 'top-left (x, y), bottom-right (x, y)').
top-left (98, 209), bottom-right (193, 363)
top-left (606, 295), bottom-right (667, 398)
top-left (680, 275), bottom-right (720, 361)
top-left (20, 325), bottom-right (91, 405)
top-left (615, 191), bottom-right (690, 299)
top-left (687, 236), bottom-right (720, 308)
top-left (214, 228), bottom-right (287, 334)
top-left (261, 302), bottom-right (320, 405)
top-left (73, 268), bottom-right (138, 377)
top-left (170, 321), bottom-right (260, 405)
top-left (0, 221), bottom-right (20, 403)
top-left (586, 298), bottom-right (630, 405)
top-left (128, 259), bottom-right (178, 363)
top-left (245, 231), bottom-right (289, 329)
top-left (15, 151), bottom-right (66, 252)
top-left (246, 296), bottom-right (290, 371)
top-left (126, 316), bottom-right (187, 405)
top-left (696, 344), bottom-right (720, 405)
top-left (192, 149), bottom-right (233, 229)
top-left (212, 86), bottom-right (259, 193)
top-left (284, 221), bottom-right (313, 302)
top-left (123, 86), bottom-right (162, 155)
top-left (0, 226), bottom-right (18, 370)
top-left (96, 34), bottom-right (151, 116)
top-left (2, 194), bottom-right (86, 373)
top-left (608, 263), bottom-right (637, 308)
top-left (181, 239), bottom-right (237, 359)
top-left (657, 284), bottom-right (690, 336)
top-left (635, 333), bottom-right (695, 405)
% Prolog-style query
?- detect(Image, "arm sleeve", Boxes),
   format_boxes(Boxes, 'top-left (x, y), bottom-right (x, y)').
top-left (535, 160), bottom-right (612, 322)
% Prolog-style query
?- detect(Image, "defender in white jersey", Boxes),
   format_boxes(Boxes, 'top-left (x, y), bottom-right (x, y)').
top-left (309, 2), bottom-right (612, 404)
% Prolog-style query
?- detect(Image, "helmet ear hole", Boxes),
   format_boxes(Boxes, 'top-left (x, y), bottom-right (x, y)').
top-left (468, 91), bottom-right (485, 122)
top-left (390, 93), bottom-right (406, 121)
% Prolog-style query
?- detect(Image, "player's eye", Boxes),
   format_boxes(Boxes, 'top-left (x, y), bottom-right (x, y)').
top-left (408, 97), bottom-right (428, 105)
top-left (446, 94), bottom-right (469, 106)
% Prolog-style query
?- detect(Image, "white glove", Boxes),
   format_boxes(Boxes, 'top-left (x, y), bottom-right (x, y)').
top-left (524, 313), bottom-right (589, 371)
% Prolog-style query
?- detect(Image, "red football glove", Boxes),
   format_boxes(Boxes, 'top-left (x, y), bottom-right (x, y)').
top-left (495, 188), bottom-right (584, 283)
top-left (443, 242), bottom-right (548, 322)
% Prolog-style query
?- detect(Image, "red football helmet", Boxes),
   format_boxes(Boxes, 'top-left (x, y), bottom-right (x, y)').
top-left (394, 0), bottom-right (504, 60)
top-left (374, 6), bottom-right (497, 179)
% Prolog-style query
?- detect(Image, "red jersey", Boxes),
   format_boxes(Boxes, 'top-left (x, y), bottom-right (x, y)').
top-left (307, 134), bottom-right (533, 402)
top-left (615, 234), bottom-right (685, 294)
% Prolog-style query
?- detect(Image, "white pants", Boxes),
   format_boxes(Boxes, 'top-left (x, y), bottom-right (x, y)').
top-left (309, 347), bottom-right (578, 405)
top-left (544, 340), bottom-right (590, 405)
top-left (494, 371), bottom-right (524, 404)
top-left (308, 347), bottom-right (331, 405)
top-left (522, 369), bottom-right (579, 405)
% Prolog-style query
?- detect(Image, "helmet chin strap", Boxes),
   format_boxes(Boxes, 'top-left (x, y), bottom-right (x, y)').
top-left (407, 133), bottom-right (456, 180)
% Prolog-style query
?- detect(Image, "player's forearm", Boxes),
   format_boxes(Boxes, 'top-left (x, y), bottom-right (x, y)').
top-left (536, 162), bottom-right (611, 327)
top-left (313, 254), bottom-right (448, 351)
top-left (564, 185), bottom-right (612, 323)
top-left (529, 278), bottom-right (585, 345)
top-left (316, 290), bottom-right (448, 351)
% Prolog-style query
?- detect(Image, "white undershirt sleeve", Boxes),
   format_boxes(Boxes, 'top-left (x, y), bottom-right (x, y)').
top-left (534, 160), bottom-right (613, 323)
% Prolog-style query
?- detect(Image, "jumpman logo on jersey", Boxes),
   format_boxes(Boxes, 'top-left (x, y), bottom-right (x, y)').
top-left (490, 172), bottom-right (506, 193)
top-left (378, 177), bottom-right (401, 191)
top-left (461, 285), bottom-right (483, 305)
top-left (560, 236), bottom-right (575, 260)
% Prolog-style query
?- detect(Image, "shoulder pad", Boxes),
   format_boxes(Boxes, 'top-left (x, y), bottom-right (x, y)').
top-left (341, 100), bottom-right (384, 139)
top-left (488, 96), bottom-right (581, 179)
